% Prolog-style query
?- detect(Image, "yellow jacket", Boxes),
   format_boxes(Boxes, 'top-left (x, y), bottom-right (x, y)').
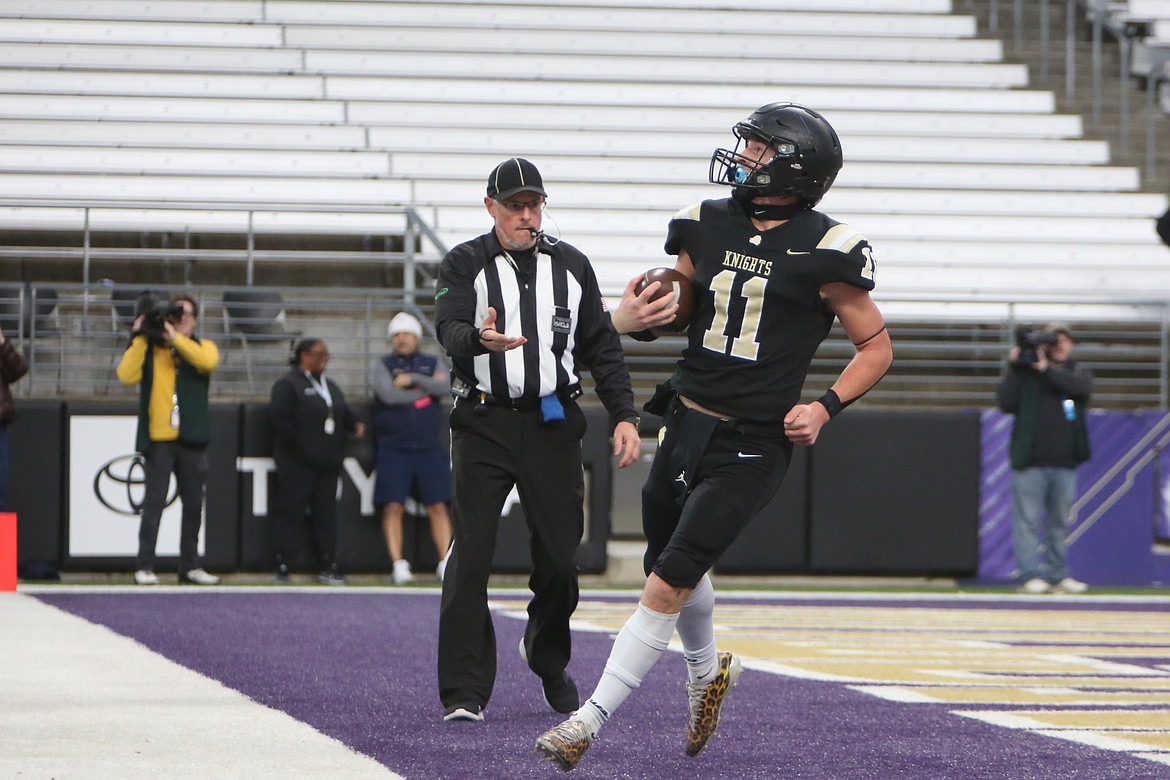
top-left (117, 333), bottom-right (219, 443)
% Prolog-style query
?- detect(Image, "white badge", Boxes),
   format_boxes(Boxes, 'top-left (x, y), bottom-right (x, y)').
top-left (323, 416), bottom-right (335, 435)
top-left (170, 406), bottom-right (181, 429)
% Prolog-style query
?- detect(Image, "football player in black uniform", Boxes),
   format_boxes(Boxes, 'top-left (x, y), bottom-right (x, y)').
top-left (535, 103), bottom-right (893, 771)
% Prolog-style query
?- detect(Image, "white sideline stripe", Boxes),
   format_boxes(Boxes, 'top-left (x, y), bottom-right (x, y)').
top-left (0, 593), bottom-right (402, 780)
top-left (849, 685), bottom-right (941, 703)
top-left (954, 710), bottom-right (1058, 730)
top-left (1136, 752), bottom-right (1170, 765)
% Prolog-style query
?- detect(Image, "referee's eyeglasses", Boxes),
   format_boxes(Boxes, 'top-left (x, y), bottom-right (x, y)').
top-left (501, 198), bottom-right (546, 214)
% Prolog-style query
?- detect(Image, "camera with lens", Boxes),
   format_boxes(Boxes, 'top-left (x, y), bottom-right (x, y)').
top-left (1013, 327), bottom-right (1059, 367)
top-left (134, 292), bottom-right (184, 346)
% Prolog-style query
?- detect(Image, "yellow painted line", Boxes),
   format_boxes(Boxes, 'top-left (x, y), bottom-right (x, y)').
top-left (855, 685), bottom-right (1170, 706)
top-left (1040, 729), bottom-right (1170, 752)
top-left (504, 595), bottom-right (1170, 768)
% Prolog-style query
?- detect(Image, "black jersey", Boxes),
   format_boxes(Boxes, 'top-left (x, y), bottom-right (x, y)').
top-left (665, 198), bottom-right (877, 422)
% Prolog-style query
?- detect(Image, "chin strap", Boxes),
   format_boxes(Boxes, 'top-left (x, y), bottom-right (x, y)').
top-left (732, 190), bottom-right (810, 221)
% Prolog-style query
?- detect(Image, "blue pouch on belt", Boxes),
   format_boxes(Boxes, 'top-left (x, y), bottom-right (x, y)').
top-left (539, 393), bottom-right (565, 426)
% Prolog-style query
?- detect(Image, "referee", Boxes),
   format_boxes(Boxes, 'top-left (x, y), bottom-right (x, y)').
top-left (435, 157), bottom-right (641, 723)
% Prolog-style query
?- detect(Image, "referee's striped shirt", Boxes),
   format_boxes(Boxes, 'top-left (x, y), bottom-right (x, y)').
top-left (434, 230), bottom-right (637, 424)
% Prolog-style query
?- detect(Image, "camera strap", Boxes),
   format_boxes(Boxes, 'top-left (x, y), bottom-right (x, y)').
top-left (170, 355), bottom-right (181, 429)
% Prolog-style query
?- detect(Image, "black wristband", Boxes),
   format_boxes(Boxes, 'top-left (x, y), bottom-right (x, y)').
top-left (478, 326), bottom-right (494, 342)
top-left (815, 389), bottom-right (843, 419)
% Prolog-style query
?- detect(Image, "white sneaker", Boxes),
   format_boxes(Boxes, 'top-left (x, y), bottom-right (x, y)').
top-left (435, 554), bottom-right (449, 583)
top-left (1054, 577), bottom-right (1088, 594)
top-left (442, 703), bottom-right (484, 722)
top-left (179, 568), bottom-right (222, 585)
top-left (1018, 578), bottom-right (1050, 594)
top-left (134, 569), bottom-right (159, 586)
top-left (392, 558), bottom-right (414, 585)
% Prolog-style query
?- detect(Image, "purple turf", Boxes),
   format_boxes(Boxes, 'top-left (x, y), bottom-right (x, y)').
top-left (35, 591), bottom-right (1170, 780)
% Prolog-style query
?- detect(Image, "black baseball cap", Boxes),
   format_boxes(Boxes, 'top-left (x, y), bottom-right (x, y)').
top-left (486, 157), bottom-right (547, 201)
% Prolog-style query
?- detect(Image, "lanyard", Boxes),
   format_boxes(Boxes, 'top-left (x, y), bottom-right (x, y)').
top-left (170, 350), bottom-right (181, 429)
top-left (304, 371), bottom-right (333, 410)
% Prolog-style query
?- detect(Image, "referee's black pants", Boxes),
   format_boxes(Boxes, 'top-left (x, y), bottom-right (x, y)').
top-left (438, 398), bottom-right (587, 712)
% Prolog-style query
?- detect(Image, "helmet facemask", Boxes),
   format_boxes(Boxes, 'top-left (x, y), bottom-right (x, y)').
top-left (710, 130), bottom-right (803, 198)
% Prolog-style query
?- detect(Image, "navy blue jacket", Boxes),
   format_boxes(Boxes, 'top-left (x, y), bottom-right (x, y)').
top-left (372, 351), bottom-right (448, 450)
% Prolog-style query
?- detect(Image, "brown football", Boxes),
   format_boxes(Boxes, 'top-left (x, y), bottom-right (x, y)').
top-left (635, 267), bottom-right (695, 333)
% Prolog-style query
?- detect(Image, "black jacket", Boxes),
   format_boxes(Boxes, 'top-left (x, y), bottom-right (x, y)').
top-left (270, 369), bottom-right (359, 471)
top-left (0, 337), bottom-right (28, 423)
top-left (997, 360), bottom-right (1093, 470)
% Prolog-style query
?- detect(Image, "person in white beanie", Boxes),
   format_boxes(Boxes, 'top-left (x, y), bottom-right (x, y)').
top-left (372, 312), bottom-right (453, 585)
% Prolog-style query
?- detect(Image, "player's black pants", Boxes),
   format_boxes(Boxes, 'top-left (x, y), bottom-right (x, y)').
top-left (438, 398), bottom-right (587, 712)
top-left (642, 398), bottom-right (793, 588)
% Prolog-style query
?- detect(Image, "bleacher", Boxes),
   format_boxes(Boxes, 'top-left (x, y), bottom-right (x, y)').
top-left (1, 0), bottom-right (1170, 407)
top-left (1095, 0), bottom-right (1170, 109)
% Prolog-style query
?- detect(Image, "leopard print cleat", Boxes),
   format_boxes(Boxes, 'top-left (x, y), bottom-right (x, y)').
top-left (535, 718), bottom-right (594, 772)
top-left (684, 651), bottom-right (743, 757)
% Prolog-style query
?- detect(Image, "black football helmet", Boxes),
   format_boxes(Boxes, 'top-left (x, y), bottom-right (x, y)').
top-left (709, 102), bottom-right (843, 207)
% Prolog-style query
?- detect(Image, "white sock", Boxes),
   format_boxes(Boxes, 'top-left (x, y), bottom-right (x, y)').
top-left (676, 573), bottom-right (718, 684)
top-left (573, 603), bottom-right (680, 736)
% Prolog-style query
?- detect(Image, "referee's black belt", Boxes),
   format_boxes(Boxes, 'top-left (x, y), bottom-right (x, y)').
top-left (474, 383), bottom-right (583, 413)
top-left (476, 392), bottom-right (540, 412)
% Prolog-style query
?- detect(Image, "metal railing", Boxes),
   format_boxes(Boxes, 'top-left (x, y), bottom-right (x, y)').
top-left (2, 284), bottom-right (439, 402)
top-left (0, 198), bottom-right (448, 306)
top-left (974, 0), bottom-right (1169, 187)
top-left (7, 284), bottom-right (1170, 411)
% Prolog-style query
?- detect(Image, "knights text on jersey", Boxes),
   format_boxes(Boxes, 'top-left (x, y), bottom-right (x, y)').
top-left (664, 199), bottom-right (877, 422)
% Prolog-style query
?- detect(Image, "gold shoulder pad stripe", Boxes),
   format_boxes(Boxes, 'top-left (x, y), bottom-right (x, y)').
top-left (816, 224), bottom-right (866, 253)
top-left (671, 203), bottom-right (703, 222)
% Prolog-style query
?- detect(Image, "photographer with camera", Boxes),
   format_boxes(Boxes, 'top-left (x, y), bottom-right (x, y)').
top-left (996, 322), bottom-right (1093, 594)
top-left (116, 292), bottom-right (222, 586)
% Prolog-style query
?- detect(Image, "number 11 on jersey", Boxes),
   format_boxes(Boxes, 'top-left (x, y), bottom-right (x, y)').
top-left (701, 270), bottom-right (767, 362)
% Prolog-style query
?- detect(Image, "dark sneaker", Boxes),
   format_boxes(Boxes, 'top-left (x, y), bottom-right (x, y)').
top-left (542, 671), bottom-right (579, 714)
top-left (442, 702), bottom-right (484, 722)
top-left (317, 565), bottom-right (346, 586)
top-left (273, 564), bottom-right (290, 585)
top-left (519, 636), bottom-right (579, 714)
top-left (535, 718), bottom-right (593, 772)
top-left (684, 651), bottom-right (743, 757)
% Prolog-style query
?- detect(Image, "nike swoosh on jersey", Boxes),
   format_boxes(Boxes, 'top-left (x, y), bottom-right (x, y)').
top-left (786, 249), bottom-right (811, 255)
top-left (737, 452), bottom-right (763, 458)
